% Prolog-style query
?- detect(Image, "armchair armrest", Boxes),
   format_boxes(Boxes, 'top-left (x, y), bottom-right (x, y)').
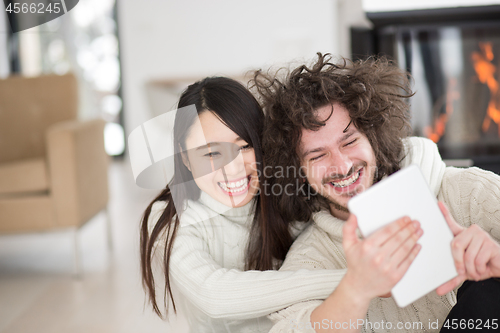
top-left (46, 119), bottom-right (109, 228)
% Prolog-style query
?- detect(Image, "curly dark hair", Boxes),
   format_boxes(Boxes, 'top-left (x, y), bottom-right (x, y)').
top-left (251, 53), bottom-right (414, 223)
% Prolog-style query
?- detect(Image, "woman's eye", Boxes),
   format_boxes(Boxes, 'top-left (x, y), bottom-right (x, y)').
top-left (310, 154), bottom-right (325, 162)
top-left (239, 144), bottom-right (252, 151)
top-left (204, 152), bottom-right (221, 158)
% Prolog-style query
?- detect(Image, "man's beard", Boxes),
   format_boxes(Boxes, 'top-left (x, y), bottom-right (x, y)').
top-left (323, 165), bottom-right (378, 215)
top-left (329, 199), bottom-right (350, 213)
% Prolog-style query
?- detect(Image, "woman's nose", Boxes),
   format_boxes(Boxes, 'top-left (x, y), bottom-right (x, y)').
top-left (222, 152), bottom-right (245, 176)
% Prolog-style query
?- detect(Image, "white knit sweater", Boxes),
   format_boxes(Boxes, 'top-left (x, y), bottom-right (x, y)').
top-left (149, 189), bottom-right (345, 333)
top-left (268, 139), bottom-right (500, 333)
top-left (147, 137), bottom-right (478, 333)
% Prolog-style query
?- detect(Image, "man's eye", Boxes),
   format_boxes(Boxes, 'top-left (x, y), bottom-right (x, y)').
top-left (310, 154), bottom-right (325, 162)
top-left (345, 138), bottom-right (357, 146)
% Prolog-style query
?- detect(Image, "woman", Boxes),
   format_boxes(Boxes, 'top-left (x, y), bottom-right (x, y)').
top-left (140, 77), bottom-right (344, 332)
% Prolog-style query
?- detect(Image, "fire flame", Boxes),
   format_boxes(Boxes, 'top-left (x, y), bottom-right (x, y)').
top-left (425, 42), bottom-right (500, 143)
top-left (472, 42), bottom-right (500, 136)
top-left (424, 78), bottom-right (459, 143)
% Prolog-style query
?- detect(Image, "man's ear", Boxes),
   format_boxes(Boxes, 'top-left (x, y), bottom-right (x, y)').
top-left (181, 151), bottom-right (191, 171)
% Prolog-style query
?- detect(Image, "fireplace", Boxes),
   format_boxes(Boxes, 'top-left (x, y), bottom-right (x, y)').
top-left (352, 5), bottom-right (500, 174)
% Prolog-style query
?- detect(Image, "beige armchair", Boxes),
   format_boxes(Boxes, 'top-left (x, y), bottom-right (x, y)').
top-left (0, 73), bottom-right (110, 275)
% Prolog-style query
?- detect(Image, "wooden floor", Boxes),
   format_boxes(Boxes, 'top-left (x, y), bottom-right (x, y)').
top-left (0, 160), bottom-right (188, 333)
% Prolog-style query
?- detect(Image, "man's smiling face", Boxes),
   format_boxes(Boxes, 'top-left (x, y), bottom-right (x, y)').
top-left (298, 103), bottom-right (377, 220)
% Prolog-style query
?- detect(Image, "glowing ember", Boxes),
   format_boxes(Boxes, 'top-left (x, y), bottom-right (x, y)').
top-left (472, 42), bottom-right (500, 136)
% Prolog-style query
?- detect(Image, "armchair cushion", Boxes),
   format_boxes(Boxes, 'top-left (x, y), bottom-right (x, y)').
top-left (0, 195), bottom-right (54, 233)
top-left (46, 118), bottom-right (109, 228)
top-left (0, 158), bottom-right (49, 195)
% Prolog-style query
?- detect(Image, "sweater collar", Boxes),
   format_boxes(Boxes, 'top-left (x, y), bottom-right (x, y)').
top-left (198, 190), bottom-right (255, 218)
top-left (400, 137), bottom-right (446, 196)
top-left (312, 210), bottom-right (346, 241)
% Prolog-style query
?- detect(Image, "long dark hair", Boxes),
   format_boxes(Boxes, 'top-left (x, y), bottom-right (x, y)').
top-left (252, 53), bottom-right (413, 223)
top-left (140, 77), bottom-right (292, 318)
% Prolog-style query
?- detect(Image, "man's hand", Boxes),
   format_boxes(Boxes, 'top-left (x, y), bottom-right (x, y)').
top-left (342, 214), bottom-right (423, 302)
top-left (311, 214), bottom-right (422, 333)
top-left (436, 201), bottom-right (500, 296)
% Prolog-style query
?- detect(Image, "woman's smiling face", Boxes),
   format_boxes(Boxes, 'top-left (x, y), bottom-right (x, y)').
top-left (183, 110), bottom-right (259, 208)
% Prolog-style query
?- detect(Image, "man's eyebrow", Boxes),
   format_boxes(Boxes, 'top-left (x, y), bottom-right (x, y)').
top-left (338, 128), bottom-right (355, 145)
top-left (196, 142), bottom-right (221, 150)
top-left (301, 123), bottom-right (356, 159)
top-left (302, 147), bottom-right (325, 159)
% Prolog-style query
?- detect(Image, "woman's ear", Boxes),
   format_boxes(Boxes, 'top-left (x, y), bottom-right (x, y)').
top-left (181, 151), bottom-right (191, 171)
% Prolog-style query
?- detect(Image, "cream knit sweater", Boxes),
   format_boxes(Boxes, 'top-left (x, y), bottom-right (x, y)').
top-left (147, 137), bottom-right (488, 333)
top-left (149, 187), bottom-right (344, 333)
top-left (269, 139), bottom-right (500, 333)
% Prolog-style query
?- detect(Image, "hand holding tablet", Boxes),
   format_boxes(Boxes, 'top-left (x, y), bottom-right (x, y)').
top-left (342, 213), bottom-right (424, 302)
top-left (347, 165), bottom-right (458, 308)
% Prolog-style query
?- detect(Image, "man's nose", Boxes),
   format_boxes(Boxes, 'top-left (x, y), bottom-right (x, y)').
top-left (328, 152), bottom-right (353, 177)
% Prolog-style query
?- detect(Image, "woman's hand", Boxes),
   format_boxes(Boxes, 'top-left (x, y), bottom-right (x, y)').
top-left (342, 214), bottom-right (423, 303)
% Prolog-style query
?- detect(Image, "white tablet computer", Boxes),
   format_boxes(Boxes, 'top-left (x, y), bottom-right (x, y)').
top-left (347, 164), bottom-right (457, 308)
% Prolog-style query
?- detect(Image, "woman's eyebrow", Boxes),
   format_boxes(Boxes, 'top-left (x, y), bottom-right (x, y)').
top-left (196, 142), bottom-right (221, 150)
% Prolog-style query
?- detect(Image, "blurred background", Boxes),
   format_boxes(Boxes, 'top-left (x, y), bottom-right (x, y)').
top-left (0, 0), bottom-right (499, 332)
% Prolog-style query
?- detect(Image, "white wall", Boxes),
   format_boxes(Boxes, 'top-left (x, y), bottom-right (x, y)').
top-left (118, 0), bottom-right (339, 139)
top-left (363, 0), bottom-right (500, 12)
top-left (338, 0), bottom-right (371, 61)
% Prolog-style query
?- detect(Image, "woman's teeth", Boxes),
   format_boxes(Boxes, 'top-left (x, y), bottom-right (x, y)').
top-left (219, 177), bottom-right (249, 193)
top-left (330, 170), bottom-right (360, 188)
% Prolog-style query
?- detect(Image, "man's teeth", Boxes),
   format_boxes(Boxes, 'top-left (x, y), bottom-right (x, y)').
top-left (331, 170), bottom-right (360, 188)
top-left (219, 177), bottom-right (249, 193)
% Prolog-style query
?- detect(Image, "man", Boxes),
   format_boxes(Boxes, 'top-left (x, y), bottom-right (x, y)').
top-left (253, 54), bottom-right (500, 332)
